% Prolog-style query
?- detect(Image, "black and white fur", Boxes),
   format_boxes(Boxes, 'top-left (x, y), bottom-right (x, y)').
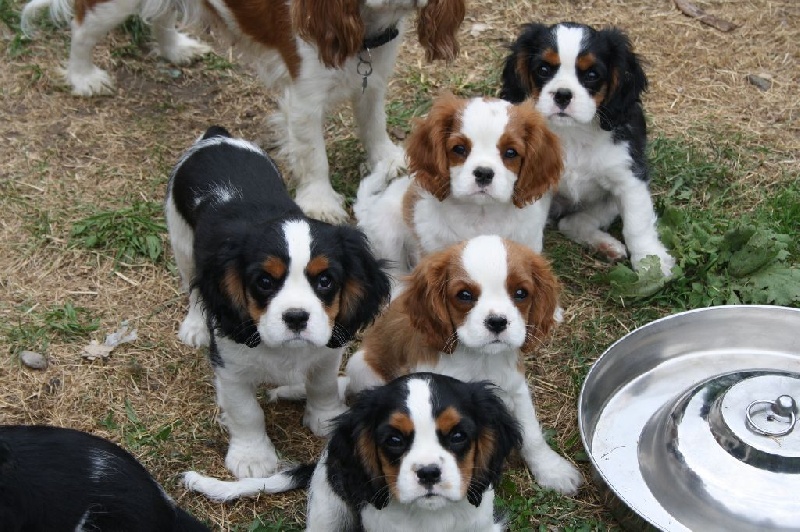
top-left (0, 425), bottom-right (208, 532)
top-left (501, 22), bottom-right (675, 276)
top-left (185, 373), bottom-right (522, 532)
top-left (165, 126), bottom-right (391, 479)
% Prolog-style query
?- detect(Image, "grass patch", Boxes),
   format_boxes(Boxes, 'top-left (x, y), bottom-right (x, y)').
top-left (3, 301), bottom-right (100, 355)
top-left (70, 200), bottom-right (167, 264)
top-left (99, 399), bottom-right (180, 454)
top-left (235, 513), bottom-right (304, 532)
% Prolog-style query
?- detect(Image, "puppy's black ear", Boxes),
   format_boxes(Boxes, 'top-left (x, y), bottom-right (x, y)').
top-left (327, 226), bottom-right (391, 348)
top-left (202, 125), bottom-right (232, 140)
top-left (325, 388), bottom-right (391, 510)
top-left (597, 28), bottom-right (648, 132)
top-left (194, 219), bottom-right (260, 347)
top-left (466, 381), bottom-right (523, 507)
top-left (500, 23), bottom-right (550, 103)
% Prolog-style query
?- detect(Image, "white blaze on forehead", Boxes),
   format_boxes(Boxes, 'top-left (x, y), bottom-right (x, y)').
top-left (554, 25), bottom-right (586, 71)
top-left (282, 219), bottom-right (312, 278)
top-left (460, 99), bottom-right (511, 150)
top-left (461, 235), bottom-right (509, 287)
top-left (406, 378), bottom-right (436, 441)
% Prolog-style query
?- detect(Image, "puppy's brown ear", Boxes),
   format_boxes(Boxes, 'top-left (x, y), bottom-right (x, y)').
top-left (407, 93), bottom-right (463, 201)
top-left (416, 0), bottom-right (466, 62)
top-left (521, 251), bottom-right (560, 353)
top-left (512, 101), bottom-right (563, 207)
top-left (291, 0), bottom-right (363, 68)
top-left (398, 247), bottom-right (457, 353)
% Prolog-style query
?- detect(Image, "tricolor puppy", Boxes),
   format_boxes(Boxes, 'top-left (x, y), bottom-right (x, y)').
top-left (0, 425), bottom-right (208, 532)
top-left (501, 22), bottom-right (675, 276)
top-left (354, 94), bottom-right (563, 283)
top-left (184, 373), bottom-right (522, 532)
top-left (346, 235), bottom-right (583, 494)
top-left (165, 126), bottom-right (391, 478)
top-left (21, 0), bottom-right (466, 223)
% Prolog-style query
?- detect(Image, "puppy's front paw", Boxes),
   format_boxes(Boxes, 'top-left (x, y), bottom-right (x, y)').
top-left (225, 439), bottom-right (278, 478)
top-left (178, 315), bottom-right (209, 347)
top-left (304, 404), bottom-right (348, 437)
top-left (530, 453), bottom-right (584, 496)
top-left (294, 184), bottom-right (348, 224)
top-left (594, 237), bottom-right (628, 263)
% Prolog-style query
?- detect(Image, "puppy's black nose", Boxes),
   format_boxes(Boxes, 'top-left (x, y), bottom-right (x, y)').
top-left (416, 464), bottom-right (442, 487)
top-left (473, 167), bottom-right (494, 186)
top-left (553, 88), bottom-right (573, 109)
top-left (485, 315), bottom-right (508, 334)
top-left (283, 309), bottom-right (310, 332)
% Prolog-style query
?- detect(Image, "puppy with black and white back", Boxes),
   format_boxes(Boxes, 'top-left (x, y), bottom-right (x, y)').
top-left (165, 126), bottom-right (391, 479)
top-left (185, 372), bottom-right (522, 532)
top-left (0, 425), bottom-right (209, 532)
top-left (501, 22), bottom-right (675, 277)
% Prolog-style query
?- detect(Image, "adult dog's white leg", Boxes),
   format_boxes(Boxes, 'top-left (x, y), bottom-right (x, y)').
top-left (150, 8), bottom-right (211, 65)
top-left (66, 0), bottom-right (139, 95)
top-left (215, 372), bottom-right (278, 478)
top-left (352, 66), bottom-right (405, 176)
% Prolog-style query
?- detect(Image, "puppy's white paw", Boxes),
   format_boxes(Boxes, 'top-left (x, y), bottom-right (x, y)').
top-left (267, 384), bottom-right (307, 402)
top-left (304, 404), bottom-right (348, 437)
top-left (159, 33), bottom-right (211, 64)
top-left (594, 236), bottom-right (628, 263)
top-left (225, 439), bottom-right (278, 479)
top-left (294, 184), bottom-right (348, 223)
top-left (178, 315), bottom-right (209, 347)
top-left (64, 66), bottom-right (114, 96)
top-left (530, 453), bottom-right (583, 496)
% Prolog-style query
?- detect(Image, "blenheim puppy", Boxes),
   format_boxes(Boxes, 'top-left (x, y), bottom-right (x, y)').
top-left (185, 373), bottom-right (523, 532)
top-left (165, 126), bottom-right (391, 478)
top-left (21, 0), bottom-right (466, 223)
top-left (501, 22), bottom-right (675, 276)
top-left (346, 235), bottom-right (584, 495)
top-left (0, 425), bottom-right (209, 531)
top-left (354, 94), bottom-right (563, 282)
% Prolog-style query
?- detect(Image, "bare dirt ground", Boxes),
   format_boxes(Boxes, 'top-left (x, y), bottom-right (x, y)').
top-left (1, 0), bottom-right (797, 529)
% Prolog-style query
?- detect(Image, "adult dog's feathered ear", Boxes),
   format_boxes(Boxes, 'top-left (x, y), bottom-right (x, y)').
top-left (407, 93), bottom-right (464, 201)
top-left (325, 387), bottom-right (391, 510)
top-left (398, 245), bottom-right (458, 353)
top-left (597, 27), bottom-right (648, 132)
top-left (291, 0), bottom-right (363, 69)
top-left (466, 381), bottom-right (523, 507)
top-left (510, 102), bottom-right (563, 207)
top-left (327, 225), bottom-right (391, 348)
top-left (193, 219), bottom-right (260, 347)
top-left (416, 0), bottom-right (465, 62)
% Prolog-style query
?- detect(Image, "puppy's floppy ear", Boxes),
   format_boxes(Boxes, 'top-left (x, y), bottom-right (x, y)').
top-left (398, 247), bottom-right (457, 353)
top-left (327, 225), bottom-right (391, 349)
top-left (194, 220), bottom-right (260, 347)
top-left (416, 0), bottom-right (465, 62)
top-left (291, 0), bottom-right (363, 69)
top-left (520, 251), bottom-right (560, 354)
top-left (499, 23), bottom-right (551, 104)
top-left (325, 387), bottom-right (391, 510)
top-left (597, 27), bottom-right (648, 132)
top-left (466, 381), bottom-right (523, 507)
top-left (407, 93), bottom-right (462, 201)
top-left (512, 102), bottom-right (563, 208)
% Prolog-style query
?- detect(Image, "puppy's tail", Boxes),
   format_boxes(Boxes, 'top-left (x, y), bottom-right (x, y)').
top-left (20, 0), bottom-right (73, 35)
top-left (183, 463), bottom-right (315, 502)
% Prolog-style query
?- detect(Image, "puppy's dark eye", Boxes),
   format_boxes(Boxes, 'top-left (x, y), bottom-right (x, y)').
top-left (385, 434), bottom-right (405, 449)
top-left (255, 274), bottom-right (274, 292)
top-left (536, 64), bottom-right (552, 77)
top-left (452, 145), bottom-right (467, 156)
top-left (514, 288), bottom-right (528, 301)
top-left (316, 272), bottom-right (334, 291)
top-left (503, 148), bottom-right (518, 159)
top-left (456, 290), bottom-right (474, 302)
top-left (584, 69), bottom-right (599, 82)
top-left (449, 430), bottom-right (467, 445)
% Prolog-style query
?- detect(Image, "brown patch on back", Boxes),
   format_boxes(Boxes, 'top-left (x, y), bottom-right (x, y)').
top-left (211, 0), bottom-right (302, 78)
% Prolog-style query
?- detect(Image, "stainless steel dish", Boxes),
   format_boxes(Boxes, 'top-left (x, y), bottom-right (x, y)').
top-left (579, 305), bottom-right (800, 531)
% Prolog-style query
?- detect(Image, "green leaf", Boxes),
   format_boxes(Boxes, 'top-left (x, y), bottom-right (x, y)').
top-left (739, 265), bottom-right (800, 305)
top-left (605, 256), bottom-right (670, 300)
top-left (726, 229), bottom-right (783, 277)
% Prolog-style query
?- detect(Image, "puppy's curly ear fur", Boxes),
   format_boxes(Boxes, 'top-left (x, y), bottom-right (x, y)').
top-left (511, 102), bottom-right (563, 208)
top-left (291, 0), bottom-right (363, 69)
top-left (597, 27), bottom-right (648, 132)
top-left (407, 93), bottom-right (463, 201)
top-left (398, 246), bottom-right (457, 353)
top-left (520, 251), bottom-right (560, 354)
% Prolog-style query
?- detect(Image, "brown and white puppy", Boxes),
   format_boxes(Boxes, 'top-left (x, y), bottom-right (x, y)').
top-left (185, 372), bottom-right (522, 532)
top-left (346, 235), bottom-right (583, 495)
top-left (354, 94), bottom-right (563, 286)
top-left (21, 0), bottom-right (466, 222)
